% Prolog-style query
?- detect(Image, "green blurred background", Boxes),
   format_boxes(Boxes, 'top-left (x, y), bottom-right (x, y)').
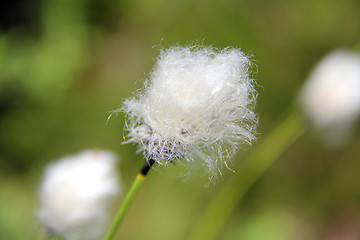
top-left (1, 0), bottom-right (360, 239)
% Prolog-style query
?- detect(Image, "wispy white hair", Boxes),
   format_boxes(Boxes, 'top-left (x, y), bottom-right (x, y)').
top-left (38, 150), bottom-right (120, 240)
top-left (301, 49), bottom-right (360, 126)
top-left (122, 46), bottom-right (258, 178)
top-left (300, 49), bottom-right (360, 146)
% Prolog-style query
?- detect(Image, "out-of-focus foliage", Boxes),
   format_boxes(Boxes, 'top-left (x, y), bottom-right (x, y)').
top-left (0, 0), bottom-right (360, 239)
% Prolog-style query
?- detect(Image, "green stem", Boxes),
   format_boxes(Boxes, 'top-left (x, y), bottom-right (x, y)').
top-left (355, 42), bottom-right (360, 53)
top-left (186, 111), bottom-right (307, 240)
top-left (103, 159), bottom-right (155, 240)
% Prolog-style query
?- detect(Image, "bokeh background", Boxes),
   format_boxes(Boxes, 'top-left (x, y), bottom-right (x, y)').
top-left (1, 0), bottom-right (360, 239)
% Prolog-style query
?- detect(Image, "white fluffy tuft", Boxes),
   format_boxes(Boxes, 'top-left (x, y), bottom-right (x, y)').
top-left (122, 46), bottom-right (258, 178)
top-left (300, 49), bottom-right (360, 146)
top-left (38, 150), bottom-right (120, 240)
top-left (301, 49), bottom-right (360, 126)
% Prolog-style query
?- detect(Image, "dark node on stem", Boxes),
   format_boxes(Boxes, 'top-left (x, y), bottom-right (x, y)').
top-left (140, 158), bottom-right (156, 176)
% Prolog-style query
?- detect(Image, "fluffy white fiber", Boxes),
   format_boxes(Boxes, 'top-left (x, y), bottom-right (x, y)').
top-left (301, 49), bottom-right (360, 126)
top-left (123, 46), bottom-right (258, 178)
top-left (300, 49), bottom-right (360, 146)
top-left (38, 150), bottom-right (120, 240)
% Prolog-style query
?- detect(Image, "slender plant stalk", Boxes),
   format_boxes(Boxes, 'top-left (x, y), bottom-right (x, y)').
top-left (356, 42), bottom-right (360, 52)
top-left (103, 159), bottom-right (155, 240)
top-left (186, 111), bottom-right (307, 240)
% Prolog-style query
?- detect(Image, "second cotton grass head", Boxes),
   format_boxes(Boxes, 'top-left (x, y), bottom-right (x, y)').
top-left (122, 46), bottom-right (258, 179)
top-left (38, 150), bottom-right (120, 240)
top-left (300, 49), bottom-right (360, 146)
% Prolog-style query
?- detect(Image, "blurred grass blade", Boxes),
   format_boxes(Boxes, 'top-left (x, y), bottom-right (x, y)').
top-left (186, 111), bottom-right (307, 240)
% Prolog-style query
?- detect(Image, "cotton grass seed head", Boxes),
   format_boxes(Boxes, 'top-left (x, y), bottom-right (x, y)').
top-left (300, 49), bottom-right (360, 146)
top-left (38, 150), bottom-right (120, 240)
top-left (301, 49), bottom-right (360, 126)
top-left (122, 46), bottom-right (258, 178)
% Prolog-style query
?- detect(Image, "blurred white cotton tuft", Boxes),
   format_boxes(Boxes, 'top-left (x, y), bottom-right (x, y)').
top-left (122, 46), bottom-right (258, 179)
top-left (38, 150), bottom-right (120, 240)
top-left (300, 49), bottom-right (360, 145)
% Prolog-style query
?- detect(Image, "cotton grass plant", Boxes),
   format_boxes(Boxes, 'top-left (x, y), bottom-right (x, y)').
top-left (187, 48), bottom-right (360, 240)
top-left (34, 47), bottom-right (360, 240)
top-left (123, 46), bottom-right (257, 176)
top-left (37, 150), bottom-right (120, 240)
top-left (104, 45), bottom-right (258, 240)
top-left (300, 49), bottom-right (360, 146)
